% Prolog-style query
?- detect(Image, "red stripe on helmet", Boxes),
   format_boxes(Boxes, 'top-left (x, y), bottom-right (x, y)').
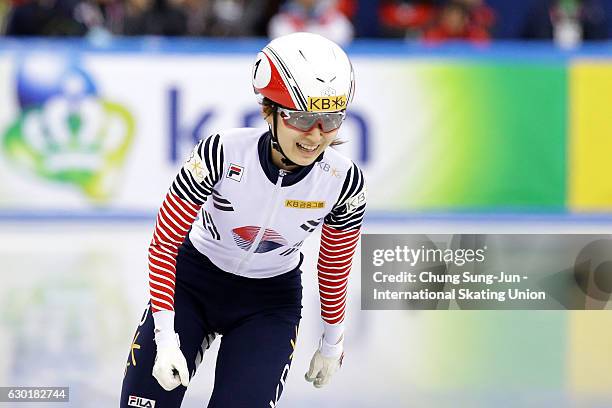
top-left (256, 52), bottom-right (297, 110)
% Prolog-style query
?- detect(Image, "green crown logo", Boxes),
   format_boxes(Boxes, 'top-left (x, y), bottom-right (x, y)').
top-left (3, 94), bottom-right (135, 202)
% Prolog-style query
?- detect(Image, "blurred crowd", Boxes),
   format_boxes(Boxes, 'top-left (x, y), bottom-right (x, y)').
top-left (0, 0), bottom-right (610, 46)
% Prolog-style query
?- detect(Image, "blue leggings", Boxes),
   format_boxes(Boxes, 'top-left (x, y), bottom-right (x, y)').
top-left (120, 237), bottom-right (303, 408)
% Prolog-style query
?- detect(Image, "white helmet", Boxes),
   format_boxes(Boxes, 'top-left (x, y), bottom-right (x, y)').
top-left (252, 32), bottom-right (355, 112)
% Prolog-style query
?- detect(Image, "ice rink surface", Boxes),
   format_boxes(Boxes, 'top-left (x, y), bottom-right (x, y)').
top-left (1, 217), bottom-right (612, 408)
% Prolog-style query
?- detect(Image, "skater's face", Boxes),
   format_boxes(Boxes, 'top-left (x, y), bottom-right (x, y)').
top-left (263, 107), bottom-right (342, 167)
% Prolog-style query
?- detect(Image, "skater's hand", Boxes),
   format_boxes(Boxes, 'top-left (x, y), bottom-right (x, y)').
top-left (152, 330), bottom-right (190, 391)
top-left (305, 334), bottom-right (344, 388)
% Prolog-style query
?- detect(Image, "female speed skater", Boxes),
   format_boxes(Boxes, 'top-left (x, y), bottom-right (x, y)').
top-left (120, 31), bottom-right (366, 407)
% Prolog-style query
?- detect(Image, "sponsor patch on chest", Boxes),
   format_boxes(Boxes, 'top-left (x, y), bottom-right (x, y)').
top-left (226, 163), bottom-right (244, 182)
top-left (285, 200), bottom-right (325, 209)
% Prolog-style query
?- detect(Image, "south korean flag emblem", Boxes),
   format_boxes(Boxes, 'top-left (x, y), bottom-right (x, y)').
top-left (227, 163), bottom-right (244, 182)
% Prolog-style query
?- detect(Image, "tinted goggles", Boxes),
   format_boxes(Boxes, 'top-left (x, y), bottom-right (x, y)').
top-left (277, 107), bottom-right (346, 133)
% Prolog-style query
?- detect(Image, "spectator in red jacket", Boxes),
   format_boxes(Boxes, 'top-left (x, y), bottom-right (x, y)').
top-left (422, 0), bottom-right (493, 44)
top-left (379, 0), bottom-right (438, 38)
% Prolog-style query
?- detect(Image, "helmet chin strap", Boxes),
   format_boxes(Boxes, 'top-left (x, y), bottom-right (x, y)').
top-left (270, 105), bottom-right (300, 168)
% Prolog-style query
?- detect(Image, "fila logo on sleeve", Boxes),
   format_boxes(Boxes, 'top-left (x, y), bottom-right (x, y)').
top-left (227, 163), bottom-right (244, 182)
top-left (128, 395), bottom-right (156, 407)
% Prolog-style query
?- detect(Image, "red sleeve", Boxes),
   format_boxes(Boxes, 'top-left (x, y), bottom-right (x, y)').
top-left (148, 193), bottom-right (201, 312)
top-left (317, 225), bottom-right (361, 324)
top-left (316, 163), bottom-right (366, 325)
top-left (147, 134), bottom-right (223, 313)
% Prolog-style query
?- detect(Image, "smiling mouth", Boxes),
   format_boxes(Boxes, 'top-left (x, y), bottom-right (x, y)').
top-left (296, 142), bottom-right (319, 152)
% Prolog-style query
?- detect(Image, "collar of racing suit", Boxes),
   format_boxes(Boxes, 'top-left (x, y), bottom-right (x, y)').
top-left (258, 131), bottom-right (324, 187)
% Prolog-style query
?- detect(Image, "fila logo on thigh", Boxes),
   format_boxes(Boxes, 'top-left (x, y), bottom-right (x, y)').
top-left (128, 395), bottom-right (156, 408)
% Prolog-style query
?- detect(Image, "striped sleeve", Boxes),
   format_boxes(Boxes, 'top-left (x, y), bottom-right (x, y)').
top-left (148, 134), bottom-right (223, 313)
top-left (317, 163), bottom-right (366, 326)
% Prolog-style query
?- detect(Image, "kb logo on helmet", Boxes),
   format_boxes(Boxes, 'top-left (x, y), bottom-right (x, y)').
top-left (307, 95), bottom-right (347, 112)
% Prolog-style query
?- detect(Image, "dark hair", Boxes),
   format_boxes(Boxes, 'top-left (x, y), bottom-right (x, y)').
top-left (261, 98), bottom-right (346, 146)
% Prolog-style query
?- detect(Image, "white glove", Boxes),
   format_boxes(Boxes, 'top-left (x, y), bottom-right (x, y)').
top-left (152, 330), bottom-right (190, 391)
top-left (305, 334), bottom-right (344, 388)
